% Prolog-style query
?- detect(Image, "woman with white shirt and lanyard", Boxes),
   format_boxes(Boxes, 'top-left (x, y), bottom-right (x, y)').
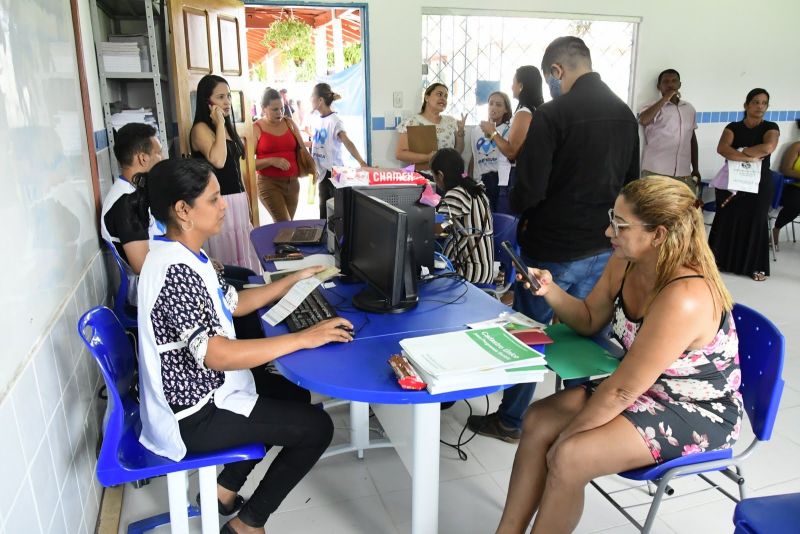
top-left (468, 91), bottom-right (513, 212)
top-left (133, 158), bottom-right (354, 534)
top-left (480, 66), bottom-right (544, 214)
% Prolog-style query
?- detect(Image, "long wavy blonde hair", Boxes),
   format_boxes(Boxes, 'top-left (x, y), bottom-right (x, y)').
top-left (621, 176), bottom-right (733, 315)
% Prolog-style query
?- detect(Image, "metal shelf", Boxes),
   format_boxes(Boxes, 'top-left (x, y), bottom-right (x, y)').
top-left (90, 0), bottom-right (171, 176)
top-left (103, 72), bottom-right (168, 82)
top-left (97, 0), bottom-right (161, 19)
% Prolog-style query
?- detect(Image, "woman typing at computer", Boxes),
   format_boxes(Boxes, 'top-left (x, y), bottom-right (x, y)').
top-left (133, 158), bottom-right (352, 534)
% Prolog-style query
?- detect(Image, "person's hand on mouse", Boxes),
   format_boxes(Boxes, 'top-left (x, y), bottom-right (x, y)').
top-left (297, 317), bottom-right (354, 348)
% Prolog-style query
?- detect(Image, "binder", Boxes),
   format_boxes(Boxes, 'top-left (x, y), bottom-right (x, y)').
top-left (406, 124), bottom-right (437, 171)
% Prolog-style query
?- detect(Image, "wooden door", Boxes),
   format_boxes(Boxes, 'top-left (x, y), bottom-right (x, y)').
top-left (168, 0), bottom-right (259, 225)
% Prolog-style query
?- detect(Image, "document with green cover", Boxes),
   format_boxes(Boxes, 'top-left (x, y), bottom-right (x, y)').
top-left (544, 323), bottom-right (621, 379)
top-left (400, 327), bottom-right (546, 377)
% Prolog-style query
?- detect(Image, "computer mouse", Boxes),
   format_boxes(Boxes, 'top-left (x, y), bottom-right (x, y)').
top-left (275, 244), bottom-right (300, 256)
top-left (336, 325), bottom-right (355, 337)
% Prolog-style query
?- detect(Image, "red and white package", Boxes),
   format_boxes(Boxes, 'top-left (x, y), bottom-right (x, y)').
top-left (331, 166), bottom-right (428, 188)
top-left (388, 353), bottom-right (426, 390)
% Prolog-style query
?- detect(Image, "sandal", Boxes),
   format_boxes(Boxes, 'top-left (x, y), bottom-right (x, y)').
top-left (751, 271), bottom-right (767, 282)
top-left (196, 492), bottom-right (245, 516)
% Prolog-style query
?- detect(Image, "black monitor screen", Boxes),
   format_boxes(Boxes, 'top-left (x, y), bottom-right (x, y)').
top-left (349, 190), bottom-right (406, 305)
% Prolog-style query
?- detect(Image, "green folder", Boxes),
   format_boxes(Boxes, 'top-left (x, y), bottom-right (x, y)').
top-left (544, 323), bottom-right (621, 379)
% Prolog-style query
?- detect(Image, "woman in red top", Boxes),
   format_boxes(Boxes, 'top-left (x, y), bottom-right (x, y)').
top-left (254, 87), bottom-right (308, 221)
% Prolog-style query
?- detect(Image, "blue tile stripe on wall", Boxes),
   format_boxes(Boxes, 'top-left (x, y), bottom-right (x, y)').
top-left (371, 116), bottom-right (403, 131)
top-left (369, 111), bottom-right (798, 130)
top-left (94, 129), bottom-right (108, 151)
top-left (696, 110), bottom-right (799, 124)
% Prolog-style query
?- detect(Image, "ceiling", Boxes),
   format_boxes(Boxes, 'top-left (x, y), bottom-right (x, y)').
top-left (245, 7), bottom-right (362, 66)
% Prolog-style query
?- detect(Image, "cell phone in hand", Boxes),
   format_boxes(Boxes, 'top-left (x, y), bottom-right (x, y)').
top-left (500, 241), bottom-right (541, 291)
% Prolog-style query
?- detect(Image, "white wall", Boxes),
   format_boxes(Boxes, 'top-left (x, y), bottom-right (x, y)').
top-left (0, 0), bottom-right (108, 532)
top-left (287, 0), bottom-right (799, 173)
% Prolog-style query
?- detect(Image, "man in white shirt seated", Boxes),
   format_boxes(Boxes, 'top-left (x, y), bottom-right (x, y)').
top-left (101, 124), bottom-right (256, 309)
top-left (100, 123), bottom-right (164, 305)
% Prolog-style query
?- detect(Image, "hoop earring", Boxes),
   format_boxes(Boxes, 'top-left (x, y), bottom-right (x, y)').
top-left (180, 220), bottom-right (194, 232)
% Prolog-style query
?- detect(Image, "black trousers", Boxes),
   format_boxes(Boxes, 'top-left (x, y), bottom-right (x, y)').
top-left (318, 170), bottom-right (335, 219)
top-left (776, 184), bottom-right (800, 230)
top-left (481, 171), bottom-right (500, 213)
top-left (178, 373), bottom-right (333, 527)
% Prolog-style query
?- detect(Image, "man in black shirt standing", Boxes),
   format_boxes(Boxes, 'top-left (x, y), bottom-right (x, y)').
top-left (468, 36), bottom-right (639, 442)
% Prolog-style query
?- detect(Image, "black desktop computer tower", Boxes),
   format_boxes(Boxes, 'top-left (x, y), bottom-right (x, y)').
top-left (332, 184), bottom-right (435, 280)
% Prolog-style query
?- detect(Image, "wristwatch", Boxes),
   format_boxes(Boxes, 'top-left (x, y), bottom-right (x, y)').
top-left (489, 131), bottom-right (498, 140)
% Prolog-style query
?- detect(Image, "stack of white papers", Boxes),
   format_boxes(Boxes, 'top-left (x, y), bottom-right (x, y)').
top-left (110, 108), bottom-right (158, 132)
top-left (400, 327), bottom-right (548, 394)
top-left (99, 42), bottom-right (142, 72)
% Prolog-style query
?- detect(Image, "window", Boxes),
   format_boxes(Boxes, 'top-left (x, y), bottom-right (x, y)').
top-left (421, 12), bottom-right (638, 121)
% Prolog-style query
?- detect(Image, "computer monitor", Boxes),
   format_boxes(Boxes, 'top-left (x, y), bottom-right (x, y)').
top-left (332, 184), bottom-right (434, 280)
top-left (348, 189), bottom-right (419, 313)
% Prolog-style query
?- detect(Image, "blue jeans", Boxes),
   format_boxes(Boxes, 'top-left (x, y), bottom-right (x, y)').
top-left (497, 250), bottom-right (612, 429)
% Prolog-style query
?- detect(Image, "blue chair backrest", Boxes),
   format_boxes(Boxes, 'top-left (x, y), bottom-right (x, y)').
top-left (732, 303), bottom-right (785, 441)
top-left (770, 171), bottom-right (785, 210)
top-left (78, 306), bottom-right (139, 484)
top-left (493, 213), bottom-right (518, 282)
top-left (104, 239), bottom-right (136, 326)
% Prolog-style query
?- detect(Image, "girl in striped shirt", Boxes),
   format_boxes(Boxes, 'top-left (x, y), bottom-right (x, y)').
top-left (431, 148), bottom-right (495, 284)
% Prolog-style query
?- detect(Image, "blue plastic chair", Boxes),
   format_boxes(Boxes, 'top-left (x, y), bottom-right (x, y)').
top-left (103, 239), bottom-right (138, 330)
top-left (78, 306), bottom-right (266, 534)
top-left (733, 492), bottom-right (800, 533)
top-left (591, 303), bottom-right (785, 533)
top-left (767, 171), bottom-right (787, 261)
top-left (769, 173), bottom-right (800, 251)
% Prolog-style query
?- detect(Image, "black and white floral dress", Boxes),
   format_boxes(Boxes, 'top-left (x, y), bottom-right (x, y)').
top-left (137, 237), bottom-right (257, 461)
top-left (589, 273), bottom-right (742, 463)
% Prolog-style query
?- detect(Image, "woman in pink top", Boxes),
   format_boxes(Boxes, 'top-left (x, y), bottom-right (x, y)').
top-left (253, 88), bottom-right (308, 222)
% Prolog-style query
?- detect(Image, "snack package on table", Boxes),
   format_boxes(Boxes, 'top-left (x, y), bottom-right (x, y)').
top-left (388, 353), bottom-right (426, 390)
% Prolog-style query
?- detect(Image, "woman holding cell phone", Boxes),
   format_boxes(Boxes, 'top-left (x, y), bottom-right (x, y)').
top-left (498, 177), bottom-right (741, 533)
top-left (190, 74), bottom-right (260, 272)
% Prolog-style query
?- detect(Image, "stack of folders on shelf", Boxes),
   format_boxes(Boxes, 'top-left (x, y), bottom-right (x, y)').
top-left (99, 41), bottom-right (143, 72)
top-left (110, 108), bottom-right (158, 132)
top-left (399, 326), bottom-right (548, 394)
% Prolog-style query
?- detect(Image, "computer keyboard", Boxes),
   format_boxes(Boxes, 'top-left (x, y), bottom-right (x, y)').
top-left (292, 228), bottom-right (318, 242)
top-left (285, 288), bottom-right (339, 332)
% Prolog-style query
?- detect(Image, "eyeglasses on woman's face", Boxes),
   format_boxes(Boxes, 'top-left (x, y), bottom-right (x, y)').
top-left (608, 208), bottom-right (653, 237)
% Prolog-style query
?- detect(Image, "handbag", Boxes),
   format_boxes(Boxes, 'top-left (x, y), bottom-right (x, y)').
top-left (709, 162), bottom-right (729, 190)
top-left (284, 118), bottom-right (316, 178)
top-left (710, 159), bottom-right (760, 194)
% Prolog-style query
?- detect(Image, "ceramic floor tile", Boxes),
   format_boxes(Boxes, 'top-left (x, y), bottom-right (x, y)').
top-left (383, 473), bottom-right (507, 534)
top-left (659, 497), bottom-right (737, 533)
top-left (592, 519), bottom-right (676, 534)
top-left (268, 495), bottom-right (397, 534)
top-left (239, 450), bottom-right (379, 514)
top-left (363, 447), bottom-right (412, 495)
top-left (774, 405), bottom-right (800, 445)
